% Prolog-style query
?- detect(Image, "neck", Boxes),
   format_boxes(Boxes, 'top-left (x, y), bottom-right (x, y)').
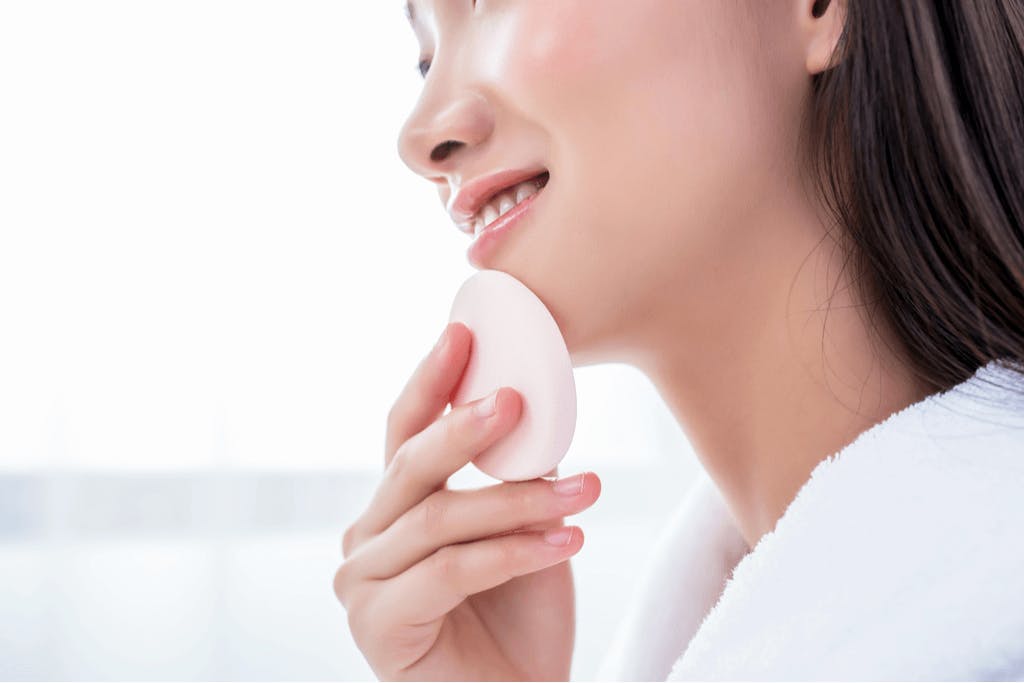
top-left (623, 187), bottom-right (933, 550)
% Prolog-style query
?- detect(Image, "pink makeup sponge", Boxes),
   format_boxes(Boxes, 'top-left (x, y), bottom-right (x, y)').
top-left (447, 269), bottom-right (577, 482)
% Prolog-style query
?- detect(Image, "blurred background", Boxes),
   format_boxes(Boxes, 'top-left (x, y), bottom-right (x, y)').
top-left (0, 1), bottom-right (702, 679)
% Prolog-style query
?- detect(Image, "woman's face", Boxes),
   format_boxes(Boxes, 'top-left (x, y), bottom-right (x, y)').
top-left (398, 1), bottom-right (814, 368)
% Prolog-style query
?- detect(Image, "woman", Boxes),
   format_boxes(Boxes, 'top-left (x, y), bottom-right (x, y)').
top-left (334, 0), bottom-right (1024, 679)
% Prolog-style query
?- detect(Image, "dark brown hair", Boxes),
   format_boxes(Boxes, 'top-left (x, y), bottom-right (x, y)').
top-left (802, 0), bottom-right (1024, 399)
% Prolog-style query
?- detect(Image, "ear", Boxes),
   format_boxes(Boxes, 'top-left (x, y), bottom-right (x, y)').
top-left (801, 0), bottom-right (848, 75)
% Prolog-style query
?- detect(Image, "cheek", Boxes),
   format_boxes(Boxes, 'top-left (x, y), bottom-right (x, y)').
top-left (475, 1), bottom-right (618, 107)
top-left (486, 2), bottom-right (795, 268)
top-left (486, 1), bottom-right (781, 182)
top-left (562, 8), bottom-right (789, 245)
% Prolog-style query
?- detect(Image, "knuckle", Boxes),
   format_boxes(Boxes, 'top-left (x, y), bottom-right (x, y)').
top-left (344, 587), bottom-right (373, 633)
top-left (496, 536), bottom-right (523, 569)
top-left (385, 402), bottom-right (403, 434)
top-left (439, 409), bottom-right (463, 446)
top-left (335, 566), bottom-right (375, 618)
top-left (417, 490), bottom-right (450, 537)
top-left (387, 442), bottom-right (413, 481)
top-left (508, 481), bottom-right (539, 514)
top-left (431, 545), bottom-right (459, 584)
top-left (341, 524), bottom-right (359, 559)
top-left (333, 561), bottom-right (352, 604)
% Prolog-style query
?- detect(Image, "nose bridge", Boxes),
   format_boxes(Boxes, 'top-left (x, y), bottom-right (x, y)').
top-left (397, 84), bottom-right (494, 178)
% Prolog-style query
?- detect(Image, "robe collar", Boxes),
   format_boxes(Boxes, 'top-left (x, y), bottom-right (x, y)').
top-left (669, 359), bottom-right (1024, 680)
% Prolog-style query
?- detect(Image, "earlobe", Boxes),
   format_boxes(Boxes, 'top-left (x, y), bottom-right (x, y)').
top-left (804, 0), bottom-right (847, 75)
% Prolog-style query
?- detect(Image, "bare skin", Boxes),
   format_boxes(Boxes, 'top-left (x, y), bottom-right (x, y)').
top-left (336, 0), bottom-right (936, 679)
top-left (336, 323), bottom-right (598, 680)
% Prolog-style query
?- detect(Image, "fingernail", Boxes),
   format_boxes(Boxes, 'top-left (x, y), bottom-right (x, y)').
top-left (473, 389), bottom-right (499, 418)
top-left (553, 473), bottom-right (585, 497)
top-left (543, 526), bottom-right (574, 546)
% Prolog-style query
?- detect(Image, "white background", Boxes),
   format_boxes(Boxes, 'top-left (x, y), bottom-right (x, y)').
top-left (0, 1), bottom-right (702, 679)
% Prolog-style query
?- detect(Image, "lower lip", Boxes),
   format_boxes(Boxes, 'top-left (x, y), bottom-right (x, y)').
top-left (466, 188), bottom-right (544, 268)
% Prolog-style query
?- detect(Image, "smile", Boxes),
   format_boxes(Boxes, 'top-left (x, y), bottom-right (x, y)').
top-left (470, 172), bottom-right (550, 237)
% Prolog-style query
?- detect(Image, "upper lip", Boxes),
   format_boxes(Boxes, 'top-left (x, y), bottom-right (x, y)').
top-left (447, 166), bottom-right (549, 232)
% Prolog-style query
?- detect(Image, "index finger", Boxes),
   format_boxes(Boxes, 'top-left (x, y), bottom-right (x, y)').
top-left (384, 321), bottom-right (472, 466)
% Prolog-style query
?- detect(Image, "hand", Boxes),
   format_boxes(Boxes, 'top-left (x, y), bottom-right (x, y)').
top-left (334, 321), bottom-right (601, 681)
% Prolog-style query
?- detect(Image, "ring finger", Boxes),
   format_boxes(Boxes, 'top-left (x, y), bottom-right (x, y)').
top-left (343, 472), bottom-right (597, 582)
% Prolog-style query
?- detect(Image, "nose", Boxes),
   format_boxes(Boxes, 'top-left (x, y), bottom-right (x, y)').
top-left (396, 87), bottom-right (495, 181)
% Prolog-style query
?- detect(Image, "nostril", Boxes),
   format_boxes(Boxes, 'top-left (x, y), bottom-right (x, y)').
top-left (430, 140), bottom-right (461, 163)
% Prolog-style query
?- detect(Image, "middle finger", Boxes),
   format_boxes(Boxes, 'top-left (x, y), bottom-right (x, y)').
top-left (344, 471), bottom-right (599, 581)
top-left (347, 386), bottom-right (523, 551)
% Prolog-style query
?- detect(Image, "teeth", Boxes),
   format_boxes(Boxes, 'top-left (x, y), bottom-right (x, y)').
top-left (482, 204), bottom-right (499, 226)
top-left (498, 193), bottom-right (515, 216)
top-left (472, 175), bottom-right (546, 237)
top-left (515, 183), bottom-right (537, 204)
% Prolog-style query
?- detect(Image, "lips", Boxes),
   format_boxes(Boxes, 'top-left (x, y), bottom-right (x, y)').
top-left (466, 179), bottom-right (546, 268)
top-left (470, 172), bottom-right (548, 237)
top-left (448, 167), bottom-right (550, 229)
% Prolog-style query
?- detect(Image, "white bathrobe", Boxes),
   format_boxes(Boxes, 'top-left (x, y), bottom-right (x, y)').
top-left (596, 359), bottom-right (1024, 681)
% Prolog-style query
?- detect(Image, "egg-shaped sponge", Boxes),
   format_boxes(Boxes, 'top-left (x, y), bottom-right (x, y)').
top-left (448, 269), bottom-right (577, 481)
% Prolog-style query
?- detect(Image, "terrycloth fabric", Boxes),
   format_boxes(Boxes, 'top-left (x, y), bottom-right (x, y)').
top-left (597, 359), bottom-right (1024, 682)
top-left (595, 470), bottom-right (751, 681)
